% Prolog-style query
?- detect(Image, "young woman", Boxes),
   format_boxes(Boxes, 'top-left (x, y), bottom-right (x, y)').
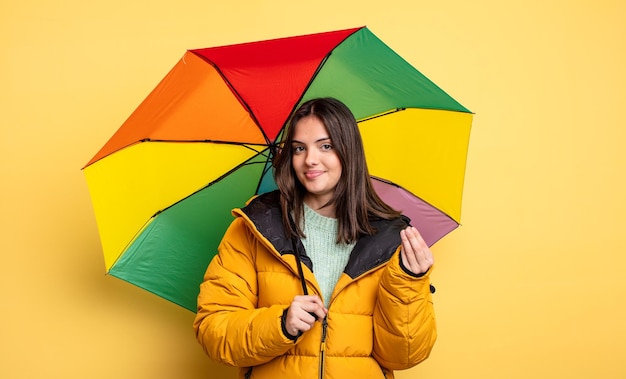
top-left (194, 97), bottom-right (436, 378)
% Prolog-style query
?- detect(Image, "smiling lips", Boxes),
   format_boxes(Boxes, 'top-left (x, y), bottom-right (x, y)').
top-left (304, 170), bottom-right (325, 180)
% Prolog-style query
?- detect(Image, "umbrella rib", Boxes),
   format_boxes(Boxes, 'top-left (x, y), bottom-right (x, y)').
top-left (189, 51), bottom-right (271, 146)
top-left (106, 217), bottom-right (154, 274)
top-left (357, 108), bottom-right (406, 123)
top-left (141, 138), bottom-right (270, 147)
top-left (84, 139), bottom-right (272, 169)
top-left (274, 27), bottom-right (362, 141)
top-left (254, 153), bottom-right (274, 195)
top-left (279, 53), bottom-right (332, 131)
top-left (152, 150), bottom-right (271, 218)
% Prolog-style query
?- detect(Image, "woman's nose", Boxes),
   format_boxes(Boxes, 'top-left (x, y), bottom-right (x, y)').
top-left (305, 149), bottom-right (319, 165)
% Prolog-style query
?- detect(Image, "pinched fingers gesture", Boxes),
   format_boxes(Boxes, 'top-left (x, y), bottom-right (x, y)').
top-left (400, 226), bottom-right (434, 275)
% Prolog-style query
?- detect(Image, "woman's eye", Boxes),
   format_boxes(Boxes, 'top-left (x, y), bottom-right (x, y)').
top-left (293, 146), bottom-right (304, 153)
top-left (321, 143), bottom-right (333, 151)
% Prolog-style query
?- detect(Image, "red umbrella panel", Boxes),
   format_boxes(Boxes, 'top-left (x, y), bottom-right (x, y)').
top-left (83, 26), bottom-right (473, 311)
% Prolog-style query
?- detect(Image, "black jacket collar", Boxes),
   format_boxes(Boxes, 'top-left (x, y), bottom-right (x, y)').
top-left (241, 191), bottom-right (409, 279)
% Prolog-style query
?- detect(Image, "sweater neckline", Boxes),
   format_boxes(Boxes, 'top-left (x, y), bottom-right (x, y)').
top-left (303, 203), bottom-right (338, 233)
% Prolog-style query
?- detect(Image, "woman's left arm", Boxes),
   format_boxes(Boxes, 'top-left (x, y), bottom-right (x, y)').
top-left (372, 226), bottom-right (437, 370)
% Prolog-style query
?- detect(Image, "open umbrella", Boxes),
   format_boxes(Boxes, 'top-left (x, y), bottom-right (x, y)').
top-left (83, 26), bottom-right (473, 312)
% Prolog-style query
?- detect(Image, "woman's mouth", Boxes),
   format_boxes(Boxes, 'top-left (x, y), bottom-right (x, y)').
top-left (304, 170), bottom-right (324, 180)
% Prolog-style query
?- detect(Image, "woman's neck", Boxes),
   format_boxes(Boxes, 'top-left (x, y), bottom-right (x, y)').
top-left (303, 196), bottom-right (336, 218)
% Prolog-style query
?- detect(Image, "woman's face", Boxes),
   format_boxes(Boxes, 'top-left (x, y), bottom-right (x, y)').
top-left (291, 115), bottom-right (342, 209)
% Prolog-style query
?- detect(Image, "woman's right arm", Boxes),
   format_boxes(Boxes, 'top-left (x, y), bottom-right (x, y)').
top-left (193, 218), bottom-right (295, 367)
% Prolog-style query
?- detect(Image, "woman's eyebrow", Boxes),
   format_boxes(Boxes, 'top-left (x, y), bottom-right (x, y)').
top-left (291, 137), bottom-right (331, 144)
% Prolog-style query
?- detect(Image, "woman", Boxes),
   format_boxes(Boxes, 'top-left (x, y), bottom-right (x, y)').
top-left (194, 97), bottom-right (436, 378)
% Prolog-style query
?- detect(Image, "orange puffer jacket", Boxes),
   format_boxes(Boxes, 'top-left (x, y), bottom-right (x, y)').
top-left (194, 191), bottom-right (436, 379)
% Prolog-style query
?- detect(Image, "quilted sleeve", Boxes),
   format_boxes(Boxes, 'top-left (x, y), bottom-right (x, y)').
top-left (193, 217), bottom-right (295, 367)
top-left (372, 250), bottom-right (437, 370)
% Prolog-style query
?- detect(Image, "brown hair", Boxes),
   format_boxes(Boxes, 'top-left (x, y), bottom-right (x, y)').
top-left (273, 97), bottom-right (401, 244)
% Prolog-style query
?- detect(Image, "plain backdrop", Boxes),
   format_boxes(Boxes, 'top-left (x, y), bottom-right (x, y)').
top-left (2, 0), bottom-right (625, 378)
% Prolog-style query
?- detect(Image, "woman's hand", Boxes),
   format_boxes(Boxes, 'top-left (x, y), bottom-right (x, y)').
top-left (400, 226), bottom-right (434, 275)
top-left (284, 295), bottom-right (327, 337)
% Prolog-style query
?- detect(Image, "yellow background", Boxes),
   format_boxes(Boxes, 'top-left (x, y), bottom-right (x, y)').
top-left (2, 0), bottom-right (625, 378)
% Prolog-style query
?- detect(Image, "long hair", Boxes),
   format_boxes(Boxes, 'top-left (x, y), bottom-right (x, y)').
top-left (273, 97), bottom-right (401, 244)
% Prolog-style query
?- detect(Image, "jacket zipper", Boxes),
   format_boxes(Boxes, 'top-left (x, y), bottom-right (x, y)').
top-left (318, 316), bottom-right (328, 379)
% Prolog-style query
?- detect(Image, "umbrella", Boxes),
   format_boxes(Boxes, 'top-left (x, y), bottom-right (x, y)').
top-left (83, 26), bottom-right (473, 312)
